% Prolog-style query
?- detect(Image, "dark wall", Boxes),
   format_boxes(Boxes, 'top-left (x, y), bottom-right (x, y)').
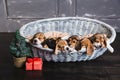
top-left (0, 0), bottom-right (120, 32)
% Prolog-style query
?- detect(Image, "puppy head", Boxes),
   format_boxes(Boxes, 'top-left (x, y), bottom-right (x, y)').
top-left (76, 38), bottom-right (94, 55)
top-left (90, 33), bottom-right (107, 48)
top-left (42, 38), bottom-right (56, 49)
top-left (55, 38), bottom-right (70, 54)
top-left (67, 35), bottom-right (80, 48)
top-left (31, 32), bottom-right (45, 45)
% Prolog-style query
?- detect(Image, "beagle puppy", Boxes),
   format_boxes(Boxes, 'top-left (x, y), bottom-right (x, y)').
top-left (67, 34), bottom-right (94, 49)
top-left (55, 38), bottom-right (71, 55)
top-left (67, 35), bottom-right (94, 55)
top-left (75, 38), bottom-right (94, 56)
top-left (89, 33), bottom-right (114, 53)
top-left (30, 32), bottom-right (46, 45)
top-left (41, 37), bottom-right (72, 55)
top-left (89, 33), bottom-right (107, 48)
top-left (41, 37), bottom-right (57, 50)
top-left (67, 35), bottom-right (80, 49)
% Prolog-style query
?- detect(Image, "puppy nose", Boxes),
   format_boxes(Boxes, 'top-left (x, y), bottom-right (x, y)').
top-left (33, 39), bottom-right (37, 43)
top-left (66, 47), bottom-right (69, 50)
top-left (99, 45), bottom-right (102, 47)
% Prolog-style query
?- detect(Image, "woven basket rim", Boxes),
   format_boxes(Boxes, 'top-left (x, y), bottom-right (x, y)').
top-left (19, 17), bottom-right (116, 44)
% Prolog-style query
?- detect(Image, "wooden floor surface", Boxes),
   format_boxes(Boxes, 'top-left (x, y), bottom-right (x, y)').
top-left (0, 33), bottom-right (120, 80)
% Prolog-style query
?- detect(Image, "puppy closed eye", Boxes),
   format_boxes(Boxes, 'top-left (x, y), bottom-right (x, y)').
top-left (95, 41), bottom-right (99, 43)
top-left (57, 46), bottom-right (63, 50)
top-left (72, 40), bottom-right (76, 43)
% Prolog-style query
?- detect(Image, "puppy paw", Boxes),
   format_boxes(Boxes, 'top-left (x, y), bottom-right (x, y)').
top-left (80, 47), bottom-right (86, 52)
top-left (54, 51), bottom-right (59, 55)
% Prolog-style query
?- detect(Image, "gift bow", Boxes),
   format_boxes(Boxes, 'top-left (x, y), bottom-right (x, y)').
top-left (27, 58), bottom-right (41, 63)
top-left (27, 58), bottom-right (42, 70)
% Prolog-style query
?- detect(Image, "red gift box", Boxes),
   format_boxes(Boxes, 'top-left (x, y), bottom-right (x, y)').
top-left (26, 58), bottom-right (43, 70)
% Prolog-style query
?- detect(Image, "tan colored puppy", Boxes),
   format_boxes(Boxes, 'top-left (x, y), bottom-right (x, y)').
top-left (30, 32), bottom-right (46, 45)
top-left (55, 38), bottom-right (70, 55)
top-left (75, 38), bottom-right (94, 56)
top-left (89, 33), bottom-right (107, 48)
top-left (67, 35), bottom-right (80, 48)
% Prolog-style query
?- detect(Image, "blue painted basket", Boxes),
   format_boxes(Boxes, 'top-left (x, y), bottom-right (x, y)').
top-left (19, 17), bottom-right (116, 62)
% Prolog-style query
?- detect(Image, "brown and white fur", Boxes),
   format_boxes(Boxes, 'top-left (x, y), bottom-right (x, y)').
top-left (89, 33), bottom-right (114, 53)
top-left (41, 37), bottom-right (73, 55)
top-left (41, 37), bottom-right (57, 51)
top-left (67, 35), bottom-right (80, 49)
top-left (89, 33), bottom-right (107, 48)
top-left (55, 38), bottom-right (72, 55)
top-left (67, 35), bottom-right (94, 55)
top-left (75, 38), bottom-right (94, 56)
top-left (30, 32), bottom-right (46, 45)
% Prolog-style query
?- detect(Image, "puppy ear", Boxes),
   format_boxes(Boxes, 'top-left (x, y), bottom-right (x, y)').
top-left (44, 36), bottom-right (46, 40)
top-left (103, 34), bottom-right (107, 38)
top-left (86, 44), bottom-right (94, 56)
top-left (25, 36), bottom-right (34, 43)
top-left (102, 34), bottom-right (107, 48)
top-left (75, 41), bottom-right (82, 51)
top-left (102, 39), bottom-right (107, 48)
top-left (56, 37), bottom-right (61, 43)
top-left (89, 36), bottom-right (96, 43)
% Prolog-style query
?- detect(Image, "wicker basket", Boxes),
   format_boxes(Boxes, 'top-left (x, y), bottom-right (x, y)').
top-left (19, 17), bottom-right (116, 62)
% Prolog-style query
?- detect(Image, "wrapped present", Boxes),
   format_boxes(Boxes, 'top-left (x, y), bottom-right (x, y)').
top-left (26, 58), bottom-right (43, 70)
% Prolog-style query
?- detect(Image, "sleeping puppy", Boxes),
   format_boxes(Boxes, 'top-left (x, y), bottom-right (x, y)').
top-left (75, 38), bottom-right (94, 56)
top-left (30, 32), bottom-right (46, 45)
top-left (41, 37), bottom-right (56, 50)
top-left (41, 37), bottom-right (72, 55)
top-left (89, 33), bottom-right (114, 53)
top-left (55, 38), bottom-right (72, 55)
top-left (67, 35), bottom-right (94, 55)
top-left (67, 35), bottom-right (80, 49)
top-left (89, 33), bottom-right (107, 48)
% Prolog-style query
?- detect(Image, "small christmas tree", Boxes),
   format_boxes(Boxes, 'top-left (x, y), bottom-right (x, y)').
top-left (9, 30), bottom-right (32, 58)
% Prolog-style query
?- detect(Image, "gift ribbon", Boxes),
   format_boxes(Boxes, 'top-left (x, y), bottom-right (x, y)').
top-left (27, 58), bottom-right (42, 70)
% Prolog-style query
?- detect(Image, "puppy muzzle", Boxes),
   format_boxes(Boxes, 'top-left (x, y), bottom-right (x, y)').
top-left (33, 38), bottom-right (42, 45)
top-left (64, 46), bottom-right (76, 52)
top-left (93, 42), bottom-right (102, 48)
